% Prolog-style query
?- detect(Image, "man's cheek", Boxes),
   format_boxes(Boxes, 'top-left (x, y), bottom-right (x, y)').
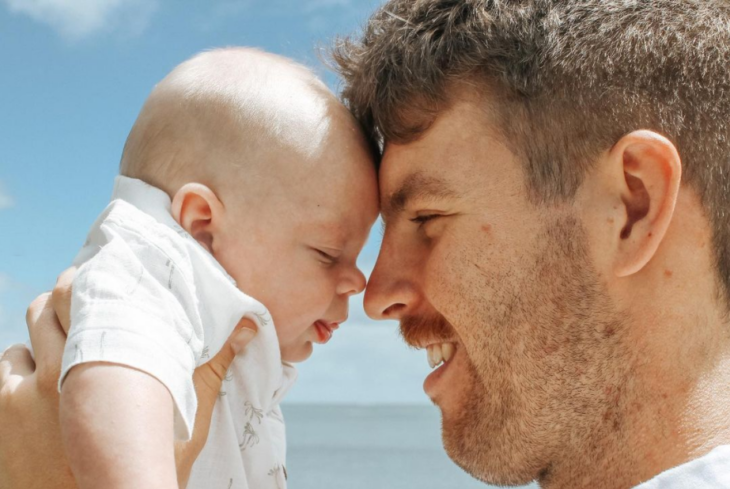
top-left (423, 239), bottom-right (470, 310)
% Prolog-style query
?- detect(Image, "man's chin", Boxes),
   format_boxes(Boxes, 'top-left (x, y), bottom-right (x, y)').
top-left (441, 418), bottom-right (538, 486)
top-left (437, 388), bottom-right (540, 487)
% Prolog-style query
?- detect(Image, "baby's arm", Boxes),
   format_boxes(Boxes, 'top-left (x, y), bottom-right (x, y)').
top-left (58, 204), bottom-right (211, 488)
top-left (60, 362), bottom-right (178, 489)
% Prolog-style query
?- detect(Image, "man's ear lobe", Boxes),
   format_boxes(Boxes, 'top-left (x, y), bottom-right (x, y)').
top-left (171, 183), bottom-right (224, 253)
top-left (613, 130), bottom-right (682, 277)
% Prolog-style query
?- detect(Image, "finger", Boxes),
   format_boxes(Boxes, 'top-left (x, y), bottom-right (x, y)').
top-left (182, 320), bottom-right (258, 464)
top-left (26, 293), bottom-right (67, 388)
top-left (230, 318), bottom-right (258, 354)
top-left (52, 267), bottom-right (76, 335)
top-left (195, 318), bottom-right (257, 409)
top-left (217, 318), bottom-right (258, 376)
top-left (0, 343), bottom-right (35, 378)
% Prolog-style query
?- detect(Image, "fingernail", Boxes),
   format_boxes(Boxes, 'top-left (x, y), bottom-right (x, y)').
top-left (231, 328), bottom-right (257, 355)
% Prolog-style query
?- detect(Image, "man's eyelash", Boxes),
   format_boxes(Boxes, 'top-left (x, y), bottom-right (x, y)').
top-left (410, 214), bottom-right (438, 226)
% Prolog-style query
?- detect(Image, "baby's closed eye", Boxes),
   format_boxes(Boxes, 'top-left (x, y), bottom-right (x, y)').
top-left (313, 248), bottom-right (339, 265)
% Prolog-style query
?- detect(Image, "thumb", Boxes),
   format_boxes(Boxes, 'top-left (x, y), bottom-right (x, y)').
top-left (176, 318), bottom-right (257, 487)
top-left (194, 317), bottom-right (258, 416)
top-left (51, 266), bottom-right (77, 335)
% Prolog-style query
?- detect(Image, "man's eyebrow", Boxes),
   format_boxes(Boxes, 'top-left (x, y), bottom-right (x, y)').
top-left (382, 173), bottom-right (457, 222)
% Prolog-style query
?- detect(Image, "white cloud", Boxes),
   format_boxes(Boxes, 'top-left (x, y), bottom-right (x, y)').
top-left (0, 182), bottom-right (13, 210)
top-left (2, 0), bottom-right (159, 41)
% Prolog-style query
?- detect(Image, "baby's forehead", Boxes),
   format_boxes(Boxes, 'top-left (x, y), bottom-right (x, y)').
top-left (250, 141), bottom-right (375, 214)
top-left (211, 80), bottom-right (355, 163)
top-left (163, 49), bottom-right (339, 144)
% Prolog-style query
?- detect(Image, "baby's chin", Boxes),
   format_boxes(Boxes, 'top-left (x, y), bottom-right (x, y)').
top-left (279, 341), bottom-right (314, 363)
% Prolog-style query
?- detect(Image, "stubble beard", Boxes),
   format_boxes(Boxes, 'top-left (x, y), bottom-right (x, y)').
top-left (427, 216), bottom-right (634, 487)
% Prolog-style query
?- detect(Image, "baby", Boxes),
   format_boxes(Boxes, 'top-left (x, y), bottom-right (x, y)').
top-left (58, 47), bottom-right (378, 489)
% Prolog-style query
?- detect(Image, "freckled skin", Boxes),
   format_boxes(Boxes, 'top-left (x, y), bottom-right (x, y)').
top-left (437, 215), bottom-right (634, 486)
top-left (368, 101), bottom-right (639, 487)
top-left (368, 85), bottom-right (730, 488)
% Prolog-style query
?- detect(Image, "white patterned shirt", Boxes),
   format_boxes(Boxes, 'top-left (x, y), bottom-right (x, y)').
top-left (60, 175), bottom-right (297, 489)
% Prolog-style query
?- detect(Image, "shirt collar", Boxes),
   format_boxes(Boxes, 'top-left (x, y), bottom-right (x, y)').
top-left (633, 445), bottom-right (730, 488)
top-left (111, 175), bottom-right (176, 227)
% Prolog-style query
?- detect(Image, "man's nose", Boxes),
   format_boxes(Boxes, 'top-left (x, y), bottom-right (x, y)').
top-left (363, 242), bottom-right (420, 321)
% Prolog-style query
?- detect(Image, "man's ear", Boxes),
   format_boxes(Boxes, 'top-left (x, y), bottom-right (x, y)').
top-left (610, 130), bottom-right (682, 277)
top-left (171, 183), bottom-right (225, 254)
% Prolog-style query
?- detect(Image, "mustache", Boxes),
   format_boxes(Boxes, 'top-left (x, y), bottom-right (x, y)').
top-left (399, 312), bottom-right (456, 348)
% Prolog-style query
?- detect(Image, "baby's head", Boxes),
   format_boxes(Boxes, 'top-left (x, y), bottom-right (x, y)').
top-left (120, 48), bottom-right (379, 362)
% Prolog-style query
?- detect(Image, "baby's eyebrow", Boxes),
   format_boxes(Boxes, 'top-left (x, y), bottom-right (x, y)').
top-left (312, 218), bottom-right (348, 245)
top-left (381, 172), bottom-right (457, 223)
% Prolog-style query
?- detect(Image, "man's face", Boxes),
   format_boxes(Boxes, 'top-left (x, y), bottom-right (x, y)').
top-left (364, 99), bottom-right (630, 484)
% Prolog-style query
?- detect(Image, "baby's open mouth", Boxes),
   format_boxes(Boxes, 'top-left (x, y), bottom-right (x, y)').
top-left (313, 320), bottom-right (339, 344)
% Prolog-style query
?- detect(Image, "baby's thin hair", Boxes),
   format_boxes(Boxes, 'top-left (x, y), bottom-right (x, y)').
top-left (119, 47), bottom-right (330, 195)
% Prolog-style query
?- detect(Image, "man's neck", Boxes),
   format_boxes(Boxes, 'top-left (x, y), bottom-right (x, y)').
top-left (544, 320), bottom-right (730, 489)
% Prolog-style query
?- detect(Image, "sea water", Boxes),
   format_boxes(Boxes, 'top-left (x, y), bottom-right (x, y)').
top-left (282, 404), bottom-right (538, 489)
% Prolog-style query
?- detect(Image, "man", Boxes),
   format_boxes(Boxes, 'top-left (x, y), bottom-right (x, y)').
top-left (333, 0), bottom-right (730, 487)
top-left (2, 0), bottom-right (730, 488)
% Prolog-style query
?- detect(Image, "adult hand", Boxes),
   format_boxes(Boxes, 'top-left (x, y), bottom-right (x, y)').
top-left (0, 269), bottom-right (257, 489)
top-left (0, 293), bottom-right (74, 489)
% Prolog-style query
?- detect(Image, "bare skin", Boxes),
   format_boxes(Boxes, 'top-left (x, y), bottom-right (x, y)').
top-left (123, 47), bottom-right (378, 363)
top-left (364, 90), bottom-right (730, 488)
top-left (0, 279), bottom-right (257, 489)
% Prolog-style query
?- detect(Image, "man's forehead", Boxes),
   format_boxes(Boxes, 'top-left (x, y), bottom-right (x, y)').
top-left (376, 98), bottom-right (507, 222)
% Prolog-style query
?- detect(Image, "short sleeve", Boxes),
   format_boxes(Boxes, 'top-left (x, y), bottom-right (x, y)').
top-left (61, 233), bottom-right (201, 441)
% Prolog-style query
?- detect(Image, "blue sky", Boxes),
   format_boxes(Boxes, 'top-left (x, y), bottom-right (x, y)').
top-left (0, 0), bottom-right (433, 404)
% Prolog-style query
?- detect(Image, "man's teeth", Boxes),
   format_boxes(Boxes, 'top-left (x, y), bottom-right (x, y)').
top-left (427, 343), bottom-right (455, 369)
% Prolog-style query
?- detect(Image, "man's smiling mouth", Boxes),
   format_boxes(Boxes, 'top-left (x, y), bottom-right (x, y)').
top-left (426, 341), bottom-right (456, 368)
top-left (422, 341), bottom-right (462, 399)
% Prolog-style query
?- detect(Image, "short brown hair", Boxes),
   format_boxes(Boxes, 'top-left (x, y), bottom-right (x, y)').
top-left (331, 0), bottom-right (730, 300)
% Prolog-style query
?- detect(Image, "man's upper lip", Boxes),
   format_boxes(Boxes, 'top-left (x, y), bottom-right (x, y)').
top-left (409, 337), bottom-right (459, 350)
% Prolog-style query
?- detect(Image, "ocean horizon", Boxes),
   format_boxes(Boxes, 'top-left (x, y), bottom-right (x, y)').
top-left (282, 403), bottom-right (538, 489)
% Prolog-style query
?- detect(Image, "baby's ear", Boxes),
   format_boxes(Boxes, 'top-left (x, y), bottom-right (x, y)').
top-left (171, 183), bottom-right (225, 253)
